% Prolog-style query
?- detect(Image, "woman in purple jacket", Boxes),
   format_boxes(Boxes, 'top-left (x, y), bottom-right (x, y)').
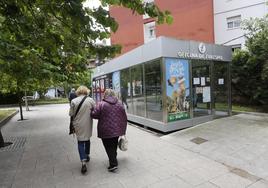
top-left (91, 89), bottom-right (127, 172)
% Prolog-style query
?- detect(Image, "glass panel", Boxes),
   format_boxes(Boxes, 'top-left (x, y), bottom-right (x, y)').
top-left (192, 60), bottom-right (212, 117)
top-left (227, 22), bottom-right (233, 29)
top-left (145, 60), bottom-right (163, 122)
top-left (95, 79), bottom-right (101, 102)
top-left (112, 71), bottom-right (121, 98)
top-left (165, 58), bottom-right (190, 122)
top-left (131, 65), bottom-right (145, 117)
top-left (213, 62), bottom-right (229, 116)
top-left (234, 20), bottom-right (241, 28)
top-left (120, 69), bottom-right (132, 114)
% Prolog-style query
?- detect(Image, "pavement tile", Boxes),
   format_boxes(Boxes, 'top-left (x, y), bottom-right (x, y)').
top-left (147, 163), bottom-right (186, 180)
top-left (176, 169), bottom-right (208, 186)
top-left (209, 172), bottom-right (253, 188)
top-left (147, 177), bottom-right (192, 188)
top-left (97, 179), bottom-right (124, 188)
top-left (194, 182), bottom-right (219, 188)
top-left (1, 105), bottom-right (268, 188)
top-left (119, 172), bottom-right (159, 188)
top-left (247, 179), bottom-right (268, 188)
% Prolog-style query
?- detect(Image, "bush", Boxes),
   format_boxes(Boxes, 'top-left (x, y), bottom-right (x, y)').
top-left (0, 93), bottom-right (20, 105)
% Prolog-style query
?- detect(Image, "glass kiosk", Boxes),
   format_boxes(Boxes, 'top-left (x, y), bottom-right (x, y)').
top-left (92, 37), bottom-right (232, 132)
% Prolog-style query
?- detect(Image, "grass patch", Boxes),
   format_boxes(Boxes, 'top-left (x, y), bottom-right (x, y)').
top-left (232, 104), bottom-right (266, 113)
top-left (196, 102), bottom-right (267, 113)
top-left (0, 109), bottom-right (17, 122)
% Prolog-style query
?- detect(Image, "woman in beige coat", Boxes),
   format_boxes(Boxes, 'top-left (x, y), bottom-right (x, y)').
top-left (69, 86), bottom-right (95, 174)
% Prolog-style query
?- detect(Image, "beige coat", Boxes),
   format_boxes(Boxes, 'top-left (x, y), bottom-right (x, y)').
top-left (69, 95), bottom-right (95, 141)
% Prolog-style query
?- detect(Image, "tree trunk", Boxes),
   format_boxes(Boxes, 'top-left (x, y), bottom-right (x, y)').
top-left (0, 130), bottom-right (4, 147)
top-left (19, 98), bottom-right (24, 120)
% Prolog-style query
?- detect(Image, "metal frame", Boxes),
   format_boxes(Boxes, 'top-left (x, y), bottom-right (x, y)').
top-left (143, 63), bottom-right (147, 118)
top-left (228, 62), bottom-right (232, 116)
top-left (189, 59), bottom-right (194, 119)
top-left (161, 57), bottom-right (168, 123)
top-left (190, 59), bottom-right (214, 122)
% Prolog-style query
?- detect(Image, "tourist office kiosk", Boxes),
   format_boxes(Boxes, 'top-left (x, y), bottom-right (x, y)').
top-left (92, 37), bottom-right (232, 132)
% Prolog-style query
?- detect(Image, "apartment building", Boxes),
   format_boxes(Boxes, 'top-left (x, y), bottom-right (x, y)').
top-left (214, 0), bottom-right (268, 50)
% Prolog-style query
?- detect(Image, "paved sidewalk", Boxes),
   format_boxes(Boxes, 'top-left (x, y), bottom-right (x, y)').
top-left (0, 104), bottom-right (267, 188)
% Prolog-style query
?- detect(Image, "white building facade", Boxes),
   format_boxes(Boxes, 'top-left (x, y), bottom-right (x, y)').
top-left (214, 0), bottom-right (268, 50)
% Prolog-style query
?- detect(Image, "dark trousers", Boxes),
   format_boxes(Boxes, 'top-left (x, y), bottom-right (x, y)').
top-left (102, 137), bottom-right (119, 167)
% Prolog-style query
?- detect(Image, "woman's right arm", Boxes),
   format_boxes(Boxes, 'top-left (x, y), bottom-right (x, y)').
top-left (90, 102), bottom-right (101, 119)
top-left (69, 101), bottom-right (75, 117)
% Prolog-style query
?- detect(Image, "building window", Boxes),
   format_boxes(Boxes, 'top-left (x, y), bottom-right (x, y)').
top-left (143, 21), bottom-right (156, 43)
top-left (231, 44), bottom-right (241, 52)
top-left (227, 15), bottom-right (241, 29)
top-left (149, 27), bottom-right (155, 38)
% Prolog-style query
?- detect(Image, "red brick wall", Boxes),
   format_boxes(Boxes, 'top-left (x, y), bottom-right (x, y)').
top-left (110, 0), bottom-right (214, 55)
top-left (110, 6), bottom-right (144, 55)
top-left (155, 0), bottom-right (214, 43)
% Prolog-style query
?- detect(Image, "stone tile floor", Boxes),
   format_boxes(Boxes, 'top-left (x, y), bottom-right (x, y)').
top-left (0, 104), bottom-right (267, 188)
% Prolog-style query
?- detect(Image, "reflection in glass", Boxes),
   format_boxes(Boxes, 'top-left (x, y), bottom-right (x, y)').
top-left (145, 60), bottom-right (163, 122)
top-left (213, 62), bottom-right (229, 116)
top-left (120, 69), bottom-right (132, 113)
top-left (131, 65), bottom-right (145, 117)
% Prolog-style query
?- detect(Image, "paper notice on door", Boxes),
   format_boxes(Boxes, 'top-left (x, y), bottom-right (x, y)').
top-left (201, 77), bottom-right (206, 86)
top-left (203, 86), bottom-right (211, 103)
top-left (218, 78), bottom-right (224, 85)
top-left (193, 77), bottom-right (200, 85)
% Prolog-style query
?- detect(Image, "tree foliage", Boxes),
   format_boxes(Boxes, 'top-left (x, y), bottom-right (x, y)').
top-left (232, 16), bottom-right (268, 105)
top-left (0, 0), bottom-right (172, 94)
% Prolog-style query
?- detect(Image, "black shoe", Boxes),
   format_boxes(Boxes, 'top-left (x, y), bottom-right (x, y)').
top-left (86, 156), bottom-right (90, 162)
top-left (81, 164), bottom-right (87, 174)
top-left (107, 165), bottom-right (118, 172)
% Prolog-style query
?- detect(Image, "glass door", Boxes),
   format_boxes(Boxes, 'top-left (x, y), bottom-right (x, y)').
top-left (192, 61), bottom-right (212, 117)
top-left (213, 61), bottom-right (230, 117)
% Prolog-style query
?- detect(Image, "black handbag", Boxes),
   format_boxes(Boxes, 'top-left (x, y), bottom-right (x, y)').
top-left (69, 117), bottom-right (75, 135)
top-left (69, 96), bottom-right (87, 135)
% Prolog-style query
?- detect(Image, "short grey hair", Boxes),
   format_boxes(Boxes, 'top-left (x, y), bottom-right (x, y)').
top-left (103, 89), bottom-right (116, 99)
top-left (76, 86), bottom-right (89, 96)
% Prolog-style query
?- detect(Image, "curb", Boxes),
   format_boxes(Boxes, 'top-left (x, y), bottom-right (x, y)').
top-left (233, 111), bottom-right (268, 117)
top-left (0, 110), bottom-right (19, 128)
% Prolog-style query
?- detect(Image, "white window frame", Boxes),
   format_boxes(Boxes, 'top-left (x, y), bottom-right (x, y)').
top-left (227, 15), bottom-right (241, 30)
top-left (143, 21), bottom-right (156, 43)
top-left (231, 44), bottom-right (241, 52)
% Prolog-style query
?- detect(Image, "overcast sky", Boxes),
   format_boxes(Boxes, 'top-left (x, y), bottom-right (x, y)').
top-left (83, 0), bottom-right (102, 9)
top-left (83, 0), bottom-right (111, 45)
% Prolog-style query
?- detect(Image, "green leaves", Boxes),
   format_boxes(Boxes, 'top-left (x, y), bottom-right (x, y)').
top-left (0, 0), bottom-right (171, 95)
top-left (232, 16), bottom-right (268, 105)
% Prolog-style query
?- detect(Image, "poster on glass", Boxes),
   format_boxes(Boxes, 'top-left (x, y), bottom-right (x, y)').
top-left (166, 58), bottom-right (190, 122)
top-left (112, 71), bottom-right (121, 98)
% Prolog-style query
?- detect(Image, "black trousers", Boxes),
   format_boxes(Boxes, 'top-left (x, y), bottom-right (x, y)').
top-left (102, 137), bottom-right (119, 167)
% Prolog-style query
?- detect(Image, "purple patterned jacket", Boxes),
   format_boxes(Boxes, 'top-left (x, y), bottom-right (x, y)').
top-left (91, 96), bottom-right (127, 138)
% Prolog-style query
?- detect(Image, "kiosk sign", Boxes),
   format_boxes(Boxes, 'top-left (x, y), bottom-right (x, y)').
top-left (198, 43), bottom-right (206, 54)
top-left (178, 43), bottom-right (223, 61)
